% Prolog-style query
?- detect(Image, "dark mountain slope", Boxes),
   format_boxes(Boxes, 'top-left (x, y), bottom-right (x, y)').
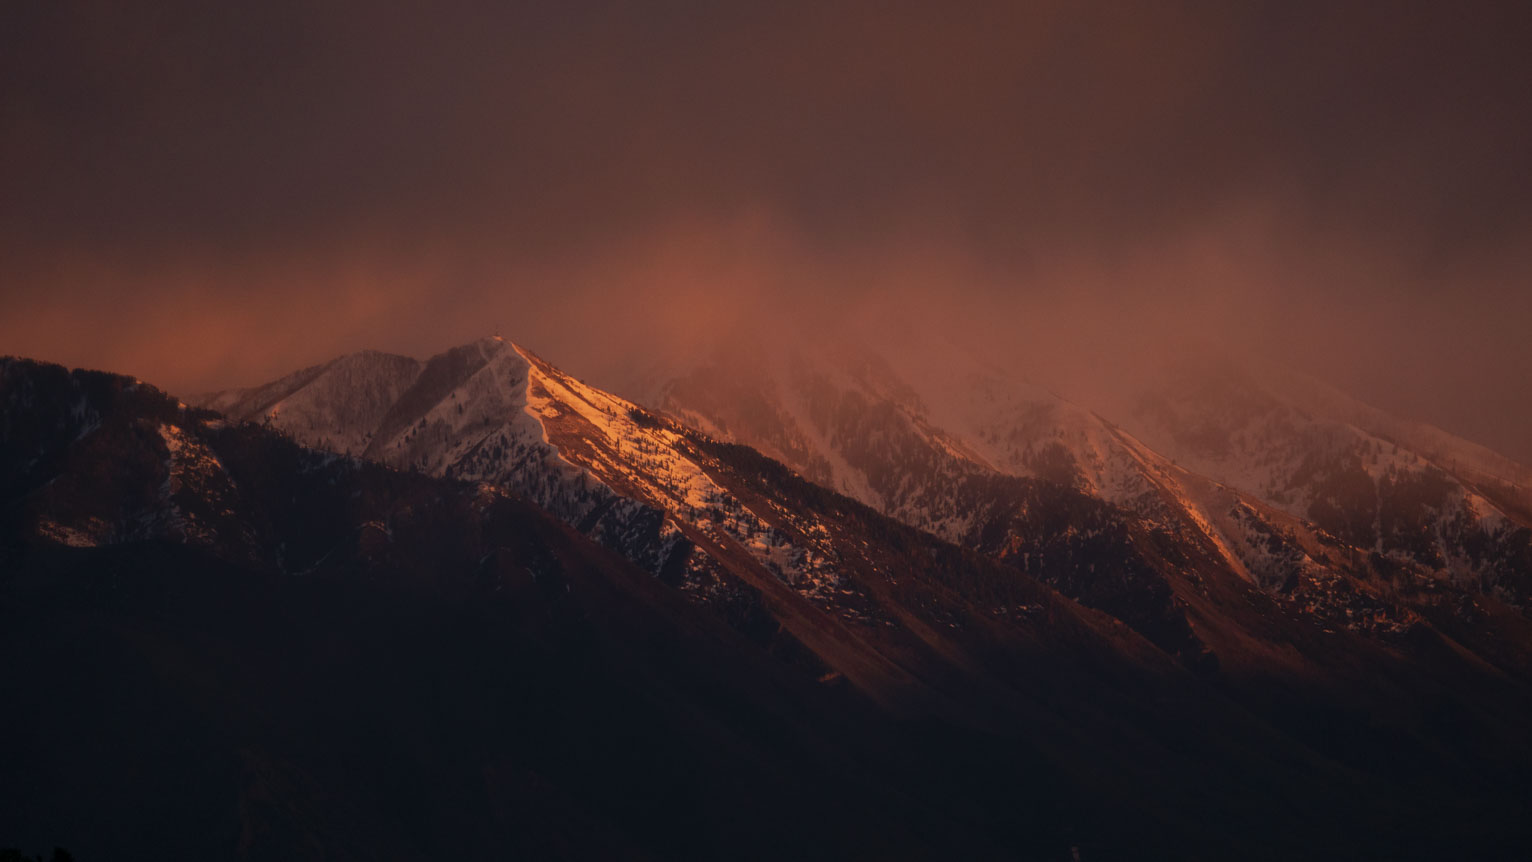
top-left (4, 357), bottom-right (1532, 860)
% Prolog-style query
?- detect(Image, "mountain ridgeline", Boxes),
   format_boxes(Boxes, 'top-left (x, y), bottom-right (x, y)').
top-left (3, 338), bottom-right (1531, 860)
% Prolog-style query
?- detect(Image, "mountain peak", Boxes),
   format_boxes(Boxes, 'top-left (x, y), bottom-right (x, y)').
top-left (471, 333), bottom-right (510, 352)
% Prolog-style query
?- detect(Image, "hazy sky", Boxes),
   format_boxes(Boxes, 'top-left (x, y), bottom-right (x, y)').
top-left (3, 1), bottom-right (1530, 460)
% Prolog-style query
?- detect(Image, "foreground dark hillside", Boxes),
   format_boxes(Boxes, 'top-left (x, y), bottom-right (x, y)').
top-left (3, 358), bottom-right (1531, 860)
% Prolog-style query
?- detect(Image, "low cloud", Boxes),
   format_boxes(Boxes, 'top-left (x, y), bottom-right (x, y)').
top-left (3, 1), bottom-right (1529, 458)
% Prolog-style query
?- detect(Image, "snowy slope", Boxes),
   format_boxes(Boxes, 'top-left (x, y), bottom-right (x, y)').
top-left (1125, 361), bottom-right (1532, 592)
top-left (655, 334), bottom-right (1244, 555)
top-left (655, 331), bottom-right (1198, 529)
top-left (201, 351), bottom-right (422, 456)
top-left (650, 332), bottom-right (1532, 641)
top-left (198, 337), bottom-right (847, 608)
top-left (1259, 364), bottom-right (1532, 519)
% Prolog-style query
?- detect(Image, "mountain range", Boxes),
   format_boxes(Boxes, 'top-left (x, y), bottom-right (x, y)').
top-left (3, 335), bottom-right (1531, 860)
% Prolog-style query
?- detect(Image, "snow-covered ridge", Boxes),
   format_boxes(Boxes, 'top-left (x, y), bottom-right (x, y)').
top-left (197, 337), bottom-right (841, 597)
top-left (1123, 361), bottom-right (1532, 585)
top-left (199, 350), bottom-right (423, 457)
top-left (1255, 363), bottom-right (1532, 515)
top-left (196, 335), bottom-right (1532, 629)
top-left (651, 333), bottom-right (1532, 613)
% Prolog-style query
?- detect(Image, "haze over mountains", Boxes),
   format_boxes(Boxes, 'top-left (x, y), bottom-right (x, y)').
top-left (6, 3), bottom-right (1532, 859)
top-left (7, 3), bottom-right (1532, 468)
top-left (4, 332), bottom-right (1532, 860)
